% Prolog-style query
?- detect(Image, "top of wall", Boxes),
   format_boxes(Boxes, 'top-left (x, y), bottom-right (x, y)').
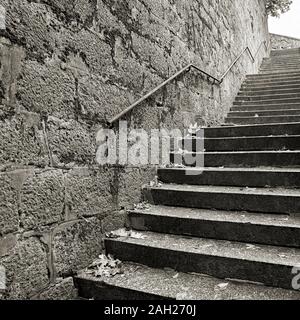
top-left (270, 33), bottom-right (300, 41)
top-left (270, 33), bottom-right (300, 50)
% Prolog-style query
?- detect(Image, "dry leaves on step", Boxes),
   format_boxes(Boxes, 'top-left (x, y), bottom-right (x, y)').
top-left (246, 244), bottom-right (258, 250)
top-left (86, 254), bottom-right (123, 278)
top-left (134, 202), bottom-right (151, 210)
top-left (173, 163), bottom-right (186, 168)
top-left (149, 176), bottom-right (163, 188)
top-left (188, 123), bottom-right (202, 135)
top-left (215, 283), bottom-right (229, 291)
top-left (106, 228), bottom-right (146, 239)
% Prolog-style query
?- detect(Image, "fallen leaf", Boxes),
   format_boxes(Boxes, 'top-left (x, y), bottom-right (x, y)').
top-left (130, 231), bottom-right (146, 239)
top-left (86, 254), bottom-right (123, 278)
top-left (106, 228), bottom-right (129, 238)
top-left (246, 244), bottom-right (257, 250)
top-left (216, 283), bottom-right (229, 290)
top-left (134, 202), bottom-right (151, 210)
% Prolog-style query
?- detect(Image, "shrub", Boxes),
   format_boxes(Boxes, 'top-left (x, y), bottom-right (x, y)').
top-left (266, 0), bottom-right (292, 17)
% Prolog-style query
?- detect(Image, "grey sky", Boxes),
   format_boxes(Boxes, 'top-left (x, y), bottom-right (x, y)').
top-left (268, 0), bottom-right (300, 39)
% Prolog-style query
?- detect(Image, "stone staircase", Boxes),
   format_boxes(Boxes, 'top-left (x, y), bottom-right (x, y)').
top-left (75, 48), bottom-right (300, 300)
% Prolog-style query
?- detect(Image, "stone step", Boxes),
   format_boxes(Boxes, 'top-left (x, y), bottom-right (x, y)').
top-left (170, 150), bottom-right (300, 167)
top-left (181, 135), bottom-right (300, 152)
top-left (242, 84), bottom-right (300, 92)
top-left (244, 79), bottom-right (300, 87)
top-left (262, 58), bottom-right (300, 62)
top-left (262, 62), bottom-right (300, 68)
top-left (231, 105), bottom-right (300, 111)
top-left (229, 109), bottom-right (300, 116)
top-left (262, 62), bottom-right (300, 67)
top-left (260, 65), bottom-right (300, 70)
top-left (261, 67), bottom-right (300, 72)
top-left (239, 88), bottom-right (300, 96)
top-left (74, 263), bottom-right (300, 300)
top-left (271, 48), bottom-right (300, 56)
top-left (105, 231), bottom-right (300, 290)
top-left (232, 103), bottom-right (300, 110)
top-left (203, 123), bottom-right (300, 138)
top-left (226, 115), bottom-right (300, 125)
top-left (246, 75), bottom-right (300, 83)
top-left (144, 184), bottom-right (300, 214)
top-left (260, 70), bottom-right (300, 76)
top-left (261, 62), bottom-right (300, 67)
top-left (158, 167), bottom-right (300, 188)
top-left (247, 70), bottom-right (300, 78)
top-left (128, 206), bottom-right (300, 247)
top-left (236, 93), bottom-right (300, 102)
top-left (264, 53), bottom-right (300, 59)
top-left (233, 98), bottom-right (300, 106)
top-left (262, 65), bottom-right (300, 70)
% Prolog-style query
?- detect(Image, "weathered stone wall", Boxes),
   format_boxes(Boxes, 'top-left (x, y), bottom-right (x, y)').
top-left (270, 33), bottom-right (300, 50)
top-left (0, 0), bottom-right (269, 299)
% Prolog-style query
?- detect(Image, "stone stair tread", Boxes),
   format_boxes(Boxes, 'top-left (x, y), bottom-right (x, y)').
top-left (204, 122), bottom-right (300, 129)
top-left (160, 166), bottom-right (300, 173)
top-left (243, 84), bottom-right (300, 89)
top-left (129, 205), bottom-right (300, 228)
top-left (158, 167), bottom-right (300, 188)
top-left (75, 263), bottom-right (300, 300)
top-left (229, 111), bottom-right (300, 116)
top-left (234, 98), bottom-right (300, 104)
top-left (148, 184), bottom-right (300, 197)
top-left (186, 134), bottom-right (300, 140)
top-left (237, 93), bottom-right (300, 99)
top-left (227, 115), bottom-right (300, 119)
top-left (229, 106), bottom-right (300, 112)
top-left (170, 151), bottom-right (300, 168)
top-left (245, 77), bottom-right (300, 82)
top-left (240, 90), bottom-right (300, 95)
top-left (105, 231), bottom-right (300, 267)
top-left (260, 70), bottom-right (300, 73)
top-left (248, 71), bottom-right (300, 75)
top-left (172, 150), bottom-right (300, 154)
top-left (226, 116), bottom-right (300, 124)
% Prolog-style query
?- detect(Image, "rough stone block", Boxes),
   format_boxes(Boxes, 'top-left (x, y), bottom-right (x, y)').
top-left (0, 171), bottom-right (20, 235)
top-left (0, 113), bottom-right (49, 167)
top-left (1, 0), bottom-right (58, 61)
top-left (18, 59), bottom-right (75, 118)
top-left (101, 210), bottom-right (127, 234)
top-left (77, 75), bottom-right (134, 122)
top-left (65, 167), bottom-right (116, 219)
top-left (0, 236), bottom-right (49, 299)
top-left (0, 233), bottom-right (17, 257)
top-left (47, 116), bottom-right (97, 167)
top-left (20, 169), bottom-right (65, 230)
top-left (0, 38), bottom-right (25, 117)
top-left (64, 28), bottom-right (114, 76)
top-left (35, 277), bottom-right (77, 300)
top-left (52, 217), bottom-right (103, 276)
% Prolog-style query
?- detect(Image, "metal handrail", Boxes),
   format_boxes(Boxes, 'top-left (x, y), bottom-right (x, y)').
top-left (108, 40), bottom-right (268, 125)
top-left (219, 47), bottom-right (254, 82)
top-left (108, 64), bottom-right (220, 125)
top-left (254, 40), bottom-right (269, 59)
